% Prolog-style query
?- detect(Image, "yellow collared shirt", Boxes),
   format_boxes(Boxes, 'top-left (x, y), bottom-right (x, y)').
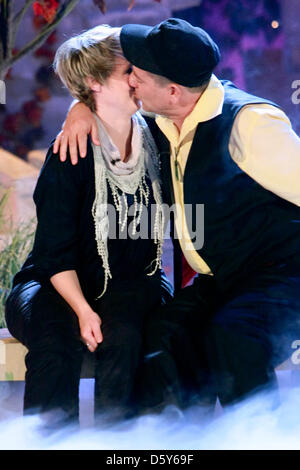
top-left (155, 75), bottom-right (300, 275)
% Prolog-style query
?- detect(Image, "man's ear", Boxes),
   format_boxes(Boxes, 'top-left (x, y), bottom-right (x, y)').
top-left (85, 77), bottom-right (102, 92)
top-left (168, 83), bottom-right (182, 103)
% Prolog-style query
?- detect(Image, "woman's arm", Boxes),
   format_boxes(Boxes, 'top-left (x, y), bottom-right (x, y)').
top-left (32, 145), bottom-right (101, 351)
top-left (51, 270), bottom-right (103, 352)
top-left (32, 143), bottom-right (84, 279)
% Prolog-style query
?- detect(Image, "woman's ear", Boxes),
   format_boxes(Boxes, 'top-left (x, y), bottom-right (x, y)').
top-left (85, 77), bottom-right (102, 92)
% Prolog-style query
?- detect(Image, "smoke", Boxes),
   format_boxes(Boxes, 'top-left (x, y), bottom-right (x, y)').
top-left (0, 372), bottom-right (300, 450)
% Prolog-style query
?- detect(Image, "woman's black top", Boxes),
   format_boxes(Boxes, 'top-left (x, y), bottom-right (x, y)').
top-left (13, 140), bottom-right (159, 302)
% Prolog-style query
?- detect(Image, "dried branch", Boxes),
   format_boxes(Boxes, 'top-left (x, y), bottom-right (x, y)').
top-left (6, 0), bottom-right (17, 58)
top-left (0, 0), bottom-right (11, 62)
top-left (7, 1), bottom-right (34, 67)
top-left (12, 0), bottom-right (34, 37)
top-left (0, 1), bottom-right (5, 62)
top-left (2, 0), bottom-right (80, 74)
top-left (128, 0), bottom-right (135, 11)
top-left (93, 0), bottom-right (106, 14)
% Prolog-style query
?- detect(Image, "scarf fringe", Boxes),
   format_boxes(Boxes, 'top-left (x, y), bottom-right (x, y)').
top-left (92, 112), bottom-right (165, 299)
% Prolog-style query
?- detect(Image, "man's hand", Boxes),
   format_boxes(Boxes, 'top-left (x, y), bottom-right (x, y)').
top-left (53, 101), bottom-right (100, 165)
top-left (77, 308), bottom-right (103, 353)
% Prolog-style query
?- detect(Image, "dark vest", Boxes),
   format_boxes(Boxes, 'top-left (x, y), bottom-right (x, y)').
top-left (147, 81), bottom-right (300, 292)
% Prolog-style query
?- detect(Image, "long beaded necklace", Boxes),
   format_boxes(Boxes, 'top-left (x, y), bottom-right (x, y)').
top-left (92, 112), bottom-right (165, 299)
top-left (107, 168), bottom-right (150, 235)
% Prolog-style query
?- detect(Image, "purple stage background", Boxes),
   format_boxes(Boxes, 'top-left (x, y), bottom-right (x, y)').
top-left (1, 0), bottom-right (300, 158)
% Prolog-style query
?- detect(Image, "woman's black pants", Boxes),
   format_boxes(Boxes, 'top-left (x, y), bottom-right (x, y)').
top-left (5, 273), bottom-right (173, 425)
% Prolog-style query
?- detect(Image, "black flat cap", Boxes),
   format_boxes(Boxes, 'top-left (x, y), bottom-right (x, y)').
top-left (120, 18), bottom-right (221, 87)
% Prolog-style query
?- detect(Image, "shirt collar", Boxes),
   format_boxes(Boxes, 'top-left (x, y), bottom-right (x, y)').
top-left (155, 74), bottom-right (224, 146)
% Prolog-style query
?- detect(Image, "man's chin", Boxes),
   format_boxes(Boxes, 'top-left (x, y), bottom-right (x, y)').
top-left (138, 105), bottom-right (155, 116)
top-left (133, 98), bottom-right (156, 115)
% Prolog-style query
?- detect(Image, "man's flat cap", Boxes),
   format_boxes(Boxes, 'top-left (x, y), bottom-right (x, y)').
top-left (120, 18), bottom-right (220, 87)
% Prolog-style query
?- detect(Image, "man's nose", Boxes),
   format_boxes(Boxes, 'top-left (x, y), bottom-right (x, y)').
top-left (128, 73), bottom-right (136, 87)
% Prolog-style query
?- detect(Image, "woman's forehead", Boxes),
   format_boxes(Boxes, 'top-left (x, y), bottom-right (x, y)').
top-left (114, 56), bottom-right (130, 68)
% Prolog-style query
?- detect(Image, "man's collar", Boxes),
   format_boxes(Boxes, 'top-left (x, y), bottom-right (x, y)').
top-left (155, 74), bottom-right (224, 145)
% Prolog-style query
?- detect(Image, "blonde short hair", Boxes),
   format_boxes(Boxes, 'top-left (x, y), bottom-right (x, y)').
top-left (53, 25), bottom-right (123, 112)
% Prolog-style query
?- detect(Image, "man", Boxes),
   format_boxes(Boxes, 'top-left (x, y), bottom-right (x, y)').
top-left (54, 18), bottom-right (300, 409)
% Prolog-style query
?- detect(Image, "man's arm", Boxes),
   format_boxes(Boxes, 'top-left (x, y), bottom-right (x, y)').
top-left (230, 104), bottom-right (300, 206)
top-left (51, 270), bottom-right (103, 352)
top-left (53, 100), bottom-right (100, 165)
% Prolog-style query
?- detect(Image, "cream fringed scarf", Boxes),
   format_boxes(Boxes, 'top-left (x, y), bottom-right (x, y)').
top-left (91, 111), bottom-right (165, 299)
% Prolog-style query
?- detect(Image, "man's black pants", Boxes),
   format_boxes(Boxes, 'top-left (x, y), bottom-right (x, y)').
top-left (5, 272), bottom-right (173, 425)
top-left (140, 258), bottom-right (300, 410)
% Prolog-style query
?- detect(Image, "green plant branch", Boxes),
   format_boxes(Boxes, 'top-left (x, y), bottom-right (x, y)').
top-left (0, 189), bottom-right (36, 328)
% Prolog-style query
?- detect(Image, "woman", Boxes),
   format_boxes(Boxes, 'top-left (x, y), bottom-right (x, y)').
top-left (5, 25), bottom-right (173, 427)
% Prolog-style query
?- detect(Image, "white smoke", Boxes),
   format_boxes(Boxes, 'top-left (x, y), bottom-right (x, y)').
top-left (0, 372), bottom-right (300, 450)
